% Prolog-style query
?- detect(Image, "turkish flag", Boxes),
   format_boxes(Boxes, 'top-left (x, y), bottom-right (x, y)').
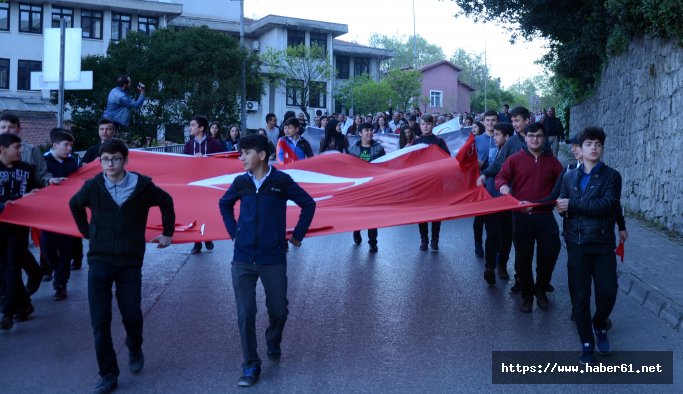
top-left (0, 141), bottom-right (529, 243)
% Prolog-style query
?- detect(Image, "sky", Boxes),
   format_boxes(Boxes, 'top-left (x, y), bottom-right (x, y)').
top-left (245, 0), bottom-right (549, 88)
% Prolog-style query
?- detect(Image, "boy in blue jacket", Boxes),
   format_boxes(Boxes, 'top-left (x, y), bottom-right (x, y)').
top-left (219, 133), bottom-right (316, 387)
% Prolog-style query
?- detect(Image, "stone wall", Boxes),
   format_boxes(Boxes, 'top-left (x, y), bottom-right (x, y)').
top-left (570, 37), bottom-right (683, 234)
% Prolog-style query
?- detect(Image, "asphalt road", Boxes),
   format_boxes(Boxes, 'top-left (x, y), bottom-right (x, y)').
top-left (1, 218), bottom-right (680, 393)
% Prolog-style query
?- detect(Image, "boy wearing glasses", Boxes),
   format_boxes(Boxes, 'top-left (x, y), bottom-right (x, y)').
top-left (70, 139), bottom-right (175, 393)
top-left (495, 122), bottom-right (563, 313)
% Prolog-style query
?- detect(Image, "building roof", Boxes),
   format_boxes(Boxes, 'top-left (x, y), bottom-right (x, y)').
top-left (1, 111), bottom-right (58, 148)
top-left (459, 81), bottom-right (476, 92)
top-left (171, 14), bottom-right (348, 38)
top-left (419, 60), bottom-right (463, 73)
top-left (333, 39), bottom-right (394, 58)
top-left (38, 0), bottom-right (183, 18)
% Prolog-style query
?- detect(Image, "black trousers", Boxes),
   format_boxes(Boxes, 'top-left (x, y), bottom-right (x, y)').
top-left (353, 229), bottom-right (378, 246)
top-left (231, 262), bottom-right (288, 368)
top-left (483, 211), bottom-right (513, 270)
top-left (0, 224), bottom-right (31, 317)
top-left (88, 264), bottom-right (143, 377)
top-left (418, 221), bottom-right (441, 242)
top-left (512, 213), bottom-right (561, 298)
top-left (567, 243), bottom-right (618, 345)
top-left (41, 231), bottom-right (75, 289)
top-left (473, 215), bottom-right (485, 245)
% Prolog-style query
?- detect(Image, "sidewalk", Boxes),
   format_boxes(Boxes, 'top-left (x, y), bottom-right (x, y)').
top-left (616, 217), bottom-right (683, 331)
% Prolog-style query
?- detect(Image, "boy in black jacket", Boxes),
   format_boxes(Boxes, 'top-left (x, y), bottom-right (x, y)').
top-left (219, 134), bottom-right (315, 387)
top-left (0, 133), bottom-right (38, 330)
top-left (413, 114), bottom-right (450, 251)
top-left (42, 129), bottom-right (80, 300)
top-left (557, 127), bottom-right (622, 365)
top-left (69, 139), bottom-right (175, 393)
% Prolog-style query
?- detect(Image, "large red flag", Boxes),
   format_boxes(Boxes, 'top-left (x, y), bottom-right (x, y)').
top-left (0, 144), bottom-right (529, 243)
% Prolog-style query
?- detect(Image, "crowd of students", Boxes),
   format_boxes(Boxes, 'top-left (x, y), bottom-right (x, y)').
top-left (0, 101), bottom-right (626, 390)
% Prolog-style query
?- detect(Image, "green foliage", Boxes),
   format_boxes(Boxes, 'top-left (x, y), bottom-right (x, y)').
top-left (368, 33), bottom-right (446, 71)
top-left (261, 43), bottom-right (334, 122)
top-left (334, 74), bottom-right (393, 115)
top-left (384, 69), bottom-right (423, 111)
top-left (65, 27), bottom-right (263, 149)
top-left (453, 0), bottom-right (683, 107)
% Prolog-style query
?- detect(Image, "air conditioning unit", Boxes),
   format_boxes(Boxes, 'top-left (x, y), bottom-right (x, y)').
top-left (252, 40), bottom-right (260, 51)
top-left (246, 101), bottom-right (259, 111)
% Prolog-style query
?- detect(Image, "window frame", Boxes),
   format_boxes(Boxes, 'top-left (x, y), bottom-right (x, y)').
top-left (51, 6), bottom-right (74, 28)
top-left (336, 56), bottom-right (350, 80)
top-left (308, 81), bottom-right (327, 108)
top-left (285, 79), bottom-right (304, 107)
top-left (309, 31), bottom-right (327, 58)
top-left (0, 58), bottom-right (10, 90)
top-left (354, 57), bottom-right (369, 77)
top-left (0, 3), bottom-right (10, 31)
top-left (429, 90), bottom-right (443, 108)
top-left (111, 12), bottom-right (131, 42)
top-left (17, 59), bottom-right (42, 91)
top-left (81, 9), bottom-right (103, 40)
top-left (138, 15), bottom-right (158, 37)
top-left (19, 3), bottom-right (43, 34)
top-left (287, 29), bottom-right (305, 48)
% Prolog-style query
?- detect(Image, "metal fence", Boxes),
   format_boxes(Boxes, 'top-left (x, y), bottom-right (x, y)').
top-left (135, 144), bottom-right (185, 154)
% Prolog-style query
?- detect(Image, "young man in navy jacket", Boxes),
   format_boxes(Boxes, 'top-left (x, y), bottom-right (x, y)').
top-left (556, 127), bottom-right (622, 365)
top-left (219, 134), bottom-right (316, 387)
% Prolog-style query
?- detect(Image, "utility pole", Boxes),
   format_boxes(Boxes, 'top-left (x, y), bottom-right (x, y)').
top-left (239, 0), bottom-right (247, 133)
top-left (58, 17), bottom-right (66, 127)
top-left (412, 0), bottom-right (417, 68)
top-left (483, 22), bottom-right (487, 112)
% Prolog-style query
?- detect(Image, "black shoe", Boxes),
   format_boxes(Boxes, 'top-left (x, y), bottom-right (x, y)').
top-left (42, 273), bottom-right (53, 282)
top-left (267, 351), bottom-right (281, 364)
top-left (547, 284), bottom-right (554, 293)
top-left (369, 245), bottom-right (378, 253)
top-left (93, 373), bottom-right (118, 394)
top-left (510, 278), bottom-right (521, 294)
top-left (606, 318), bottom-right (612, 331)
top-left (497, 265), bottom-right (510, 280)
top-left (53, 287), bottom-right (67, 301)
top-left (15, 304), bottom-right (34, 322)
top-left (419, 240), bottom-right (428, 251)
top-left (536, 291), bottom-right (549, 310)
top-left (353, 233), bottom-right (362, 245)
top-left (237, 366), bottom-right (261, 387)
top-left (1, 315), bottom-right (14, 330)
top-left (25, 273), bottom-right (42, 295)
top-left (475, 243), bottom-right (484, 258)
top-left (129, 348), bottom-right (144, 374)
top-left (190, 243), bottom-right (202, 254)
top-left (205, 241), bottom-right (215, 251)
top-left (484, 268), bottom-right (495, 285)
top-left (430, 239), bottom-right (439, 251)
top-left (520, 297), bottom-right (533, 313)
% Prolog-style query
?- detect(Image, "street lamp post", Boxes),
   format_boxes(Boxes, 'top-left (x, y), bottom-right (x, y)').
top-left (230, 0), bottom-right (248, 133)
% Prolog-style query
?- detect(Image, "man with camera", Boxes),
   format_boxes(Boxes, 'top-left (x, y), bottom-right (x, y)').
top-left (103, 75), bottom-right (146, 131)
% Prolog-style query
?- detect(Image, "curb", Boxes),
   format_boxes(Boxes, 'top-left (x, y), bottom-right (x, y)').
top-left (617, 269), bottom-right (682, 331)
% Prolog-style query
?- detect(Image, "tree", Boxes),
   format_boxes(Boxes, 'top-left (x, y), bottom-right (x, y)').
top-left (334, 74), bottom-right (393, 115)
top-left (261, 44), bottom-right (334, 123)
top-left (384, 69), bottom-right (423, 111)
top-left (64, 27), bottom-right (263, 148)
top-left (368, 33), bottom-right (445, 71)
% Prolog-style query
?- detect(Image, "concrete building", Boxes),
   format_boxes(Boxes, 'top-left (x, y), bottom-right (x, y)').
top-left (0, 0), bottom-right (391, 141)
top-left (419, 60), bottom-right (474, 115)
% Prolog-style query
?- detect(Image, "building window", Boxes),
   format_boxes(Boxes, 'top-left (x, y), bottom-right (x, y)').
top-left (354, 57), bottom-right (369, 77)
top-left (81, 10), bottom-right (103, 39)
top-left (308, 82), bottom-right (326, 108)
top-left (430, 90), bottom-right (443, 108)
top-left (336, 56), bottom-right (350, 80)
top-left (111, 13), bottom-right (131, 42)
top-left (310, 32), bottom-right (327, 58)
top-left (19, 3), bottom-right (43, 34)
top-left (52, 7), bottom-right (74, 28)
top-left (287, 29), bottom-right (305, 48)
top-left (0, 59), bottom-right (9, 90)
top-left (138, 16), bottom-right (158, 37)
top-left (17, 60), bottom-right (41, 91)
top-left (286, 80), bottom-right (303, 106)
top-left (0, 3), bottom-right (9, 31)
